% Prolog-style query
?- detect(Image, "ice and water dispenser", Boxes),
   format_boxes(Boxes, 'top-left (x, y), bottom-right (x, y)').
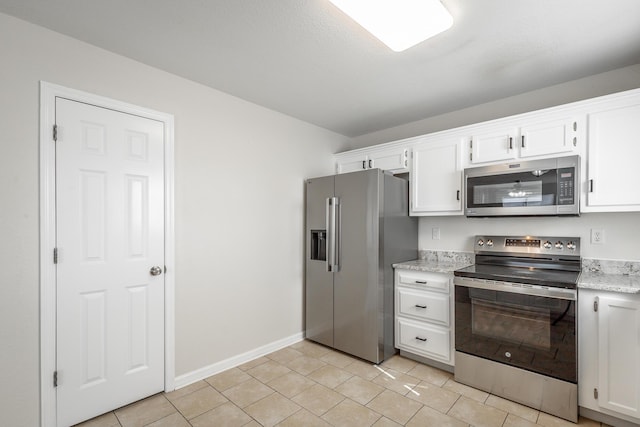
top-left (310, 230), bottom-right (327, 261)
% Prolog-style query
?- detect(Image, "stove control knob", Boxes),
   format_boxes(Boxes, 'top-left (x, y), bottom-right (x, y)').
top-left (567, 241), bottom-right (576, 251)
top-left (555, 241), bottom-right (564, 250)
top-left (486, 239), bottom-right (494, 247)
top-left (543, 241), bottom-right (552, 249)
top-left (477, 239), bottom-right (484, 247)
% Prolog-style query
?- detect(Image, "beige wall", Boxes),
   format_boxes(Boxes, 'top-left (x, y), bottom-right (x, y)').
top-left (0, 13), bottom-right (349, 426)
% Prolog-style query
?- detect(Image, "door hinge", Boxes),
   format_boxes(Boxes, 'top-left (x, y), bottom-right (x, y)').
top-left (53, 124), bottom-right (58, 142)
top-left (594, 298), bottom-right (598, 312)
top-left (53, 371), bottom-right (58, 387)
top-left (594, 388), bottom-right (598, 399)
top-left (53, 247), bottom-right (58, 264)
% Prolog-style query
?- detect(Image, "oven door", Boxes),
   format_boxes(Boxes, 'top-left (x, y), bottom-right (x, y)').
top-left (454, 277), bottom-right (577, 383)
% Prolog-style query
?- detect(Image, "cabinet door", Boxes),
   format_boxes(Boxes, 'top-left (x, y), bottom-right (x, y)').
top-left (369, 147), bottom-right (409, 173)
top-left (597, 294), bottom-right (640, 419)
top-left (411, 138), bottom-right (462, 215)
top-left (336, 153), bottom-right (367, 174)
top-left (468, 126), bottom-right (518, 164)
top-left (519, 117), bottom-right (579, 158)
top-left (586, 101), bottom-right (640, 210)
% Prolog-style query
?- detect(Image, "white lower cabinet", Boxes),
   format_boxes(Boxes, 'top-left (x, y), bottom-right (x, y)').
top-left (394, 269), bottom-right (454, 366)
top-left (578, 289), bottom-right (640, 425)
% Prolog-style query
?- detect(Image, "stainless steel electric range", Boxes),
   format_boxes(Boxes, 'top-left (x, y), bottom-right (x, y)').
top-left (453, 235), bottom-right (580, 422)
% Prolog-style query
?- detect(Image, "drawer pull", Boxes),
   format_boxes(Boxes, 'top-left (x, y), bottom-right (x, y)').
top-left (414, 280), bottom-right (427, 284)
top-left (415, 336), bottom-right (428, 342)
top-left (414, 304), bottom-right (427, 309)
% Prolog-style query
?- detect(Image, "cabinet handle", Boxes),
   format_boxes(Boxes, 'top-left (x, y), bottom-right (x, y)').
top-left (362, 160), bottom-right (366, 169)
top-left (368, 159), bottom-right (373, 169)
top-left (415, 304), bottom-right (427, 309)
top-left (573, 137), bottom-right (577, 147)
top-left (509, 137), bottom-right (513, 150)
top-left (456, 190), bottom-right (460, 201)
top-left (415, 336), bottom-right (428, 342)
top-left (414, 280), bottom-right (427, 284)
top-left (589, 179), bottom-right (594, 193)
top-left (521, 135), bottom-right (525, 148)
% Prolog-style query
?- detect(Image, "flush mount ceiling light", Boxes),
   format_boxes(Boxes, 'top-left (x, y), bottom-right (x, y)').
top-left (328, 0), bottom-right (453, 52)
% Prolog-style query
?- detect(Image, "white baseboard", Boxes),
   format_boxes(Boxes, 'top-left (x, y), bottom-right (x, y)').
top-left (173, 332), bottom-right (304, 390)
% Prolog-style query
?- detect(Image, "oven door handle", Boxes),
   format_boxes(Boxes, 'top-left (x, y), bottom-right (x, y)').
top-left (454, 276), bottom-right (577, 301)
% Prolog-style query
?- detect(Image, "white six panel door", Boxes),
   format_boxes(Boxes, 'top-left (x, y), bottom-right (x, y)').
top-left (55, 98), bottom-right (165, 426)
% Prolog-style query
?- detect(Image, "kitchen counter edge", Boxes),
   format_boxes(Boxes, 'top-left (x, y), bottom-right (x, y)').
top-left (393, 259), bottom-right (472, 274)
top-left (578, 272), bottom-right (640, 294)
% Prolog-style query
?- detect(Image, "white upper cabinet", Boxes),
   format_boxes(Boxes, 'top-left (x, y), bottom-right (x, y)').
top-left (335, 144), bottom-right (409, 174)
top-left (368, 146), bottom-right (409, 172)
top-left (466, 116), bottom-right (581, 165)
top-left (468, 125), bottom-right (518, 164)
top-left (334, 88), bottom-right (640, 214)
top-left (335, 152), bottom-right (369, 174)
top-left (519, 117), bottom-right (579, 158)
top-left (411, 137), bottom-right (463, 216)
top-left (583, 91), bottom-right (640, 212)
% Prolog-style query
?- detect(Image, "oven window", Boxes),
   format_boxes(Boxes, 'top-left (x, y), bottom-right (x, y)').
top-left (455, 285), bottom-right (576, 383)
top-left (467, 170), bottom-right (557, 208)
top-left (471, 298), bottom-right (550, 350)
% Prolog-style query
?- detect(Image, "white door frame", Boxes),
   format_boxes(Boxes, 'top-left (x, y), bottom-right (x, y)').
top-left (39, 81), bottom-right (175, 427)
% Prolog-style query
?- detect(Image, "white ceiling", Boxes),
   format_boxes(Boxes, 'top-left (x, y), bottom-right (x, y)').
top-left (2, 0), bottom-right (640, 137)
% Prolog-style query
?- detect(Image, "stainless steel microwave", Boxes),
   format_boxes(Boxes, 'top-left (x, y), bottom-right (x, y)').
top-left (464, 155), bottom-right (580, 217)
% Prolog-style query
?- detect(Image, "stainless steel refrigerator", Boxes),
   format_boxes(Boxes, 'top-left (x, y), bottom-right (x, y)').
top-left (305, 169), bottom-right (418, 364)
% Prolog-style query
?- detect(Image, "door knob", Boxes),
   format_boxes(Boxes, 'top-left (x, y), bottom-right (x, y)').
top-left (149, 266), bottom-right (163, 276)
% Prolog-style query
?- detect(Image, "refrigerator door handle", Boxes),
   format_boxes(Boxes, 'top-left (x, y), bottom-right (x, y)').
top-left (326, 197), bottom-right (340, 272)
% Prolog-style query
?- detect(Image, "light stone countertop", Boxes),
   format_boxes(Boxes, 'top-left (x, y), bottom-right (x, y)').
top-left (578, 258), bottom-right (640, 294)
top-left (578, 272), bottom-right (640, 294)
top-left (394, 252), bottom-right (640, 294)
top-left (393, 259), bottom-right (472, 274)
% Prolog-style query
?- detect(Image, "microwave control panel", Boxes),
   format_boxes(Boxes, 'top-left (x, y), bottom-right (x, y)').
top-left (557, 167), bottom-right (575, 205)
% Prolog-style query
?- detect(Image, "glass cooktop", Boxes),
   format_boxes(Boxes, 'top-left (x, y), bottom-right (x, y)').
top-left (454, 264), bottom-right (580, 289)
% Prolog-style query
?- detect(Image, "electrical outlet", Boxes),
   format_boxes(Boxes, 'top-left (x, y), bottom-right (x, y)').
top-left (591, 228), bottom-right (604, 244)
top-left (432, 227), bottom-right (441, 240)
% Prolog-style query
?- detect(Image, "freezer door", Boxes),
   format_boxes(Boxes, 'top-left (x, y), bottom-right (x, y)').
top-left (305, 175), bottom-right (335, 347)
top-left (334, 169), bottom-right (382, 363)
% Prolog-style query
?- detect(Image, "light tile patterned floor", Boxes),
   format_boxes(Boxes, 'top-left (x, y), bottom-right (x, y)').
top-left (75, 340), bottom-right (609, 427)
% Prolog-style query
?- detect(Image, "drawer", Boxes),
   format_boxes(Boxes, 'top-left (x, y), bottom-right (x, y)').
top-left (397, 271), bottom-right (450, 293)
top-left (397, 287), bottom-right (449, 325)
top-left (396, 318), bottom-right (450, 362)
